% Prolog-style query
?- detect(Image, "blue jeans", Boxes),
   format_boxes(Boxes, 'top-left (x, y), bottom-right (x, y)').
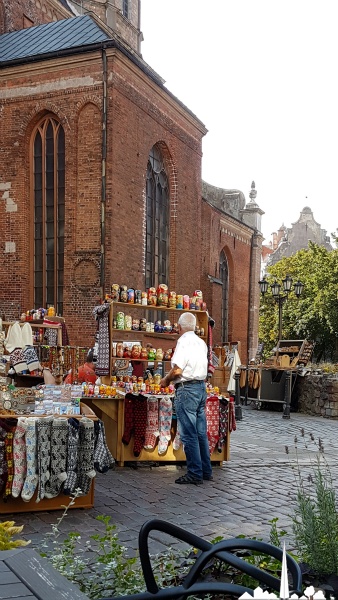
top-left (175, 381), bottom-right (212, 480)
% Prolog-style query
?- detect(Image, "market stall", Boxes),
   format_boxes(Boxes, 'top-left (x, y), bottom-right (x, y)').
top-left (88, 284), bottom-right (234, 466)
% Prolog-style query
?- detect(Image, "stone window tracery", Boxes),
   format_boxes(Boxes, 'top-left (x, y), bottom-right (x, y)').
top-left (31, 116), bottom-right (65, 315)
top-left (145, 145), bottom-right (169, 289)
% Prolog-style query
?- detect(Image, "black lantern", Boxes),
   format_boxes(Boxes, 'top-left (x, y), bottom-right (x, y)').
top-left (294, 280), bottom-right (304, 298)
top-left (271, 280), bottom-right (281, 298)
top-left (282, 275), bottom-right (293, 293)
top-left (258, 276), bottom-right (269, 295)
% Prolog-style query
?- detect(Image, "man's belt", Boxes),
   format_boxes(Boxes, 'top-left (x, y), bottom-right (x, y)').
top-left (174, 379), bottom-right (204, 390)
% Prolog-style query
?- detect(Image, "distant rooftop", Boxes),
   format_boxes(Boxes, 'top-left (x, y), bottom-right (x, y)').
top-left (0, 15), bottom-right (109, 63)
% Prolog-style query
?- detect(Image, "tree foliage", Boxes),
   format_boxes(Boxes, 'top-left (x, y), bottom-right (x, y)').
top-left (259, 242), bottom-right (338, 362)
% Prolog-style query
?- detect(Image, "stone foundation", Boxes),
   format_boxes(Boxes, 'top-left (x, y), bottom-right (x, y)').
top-left (295, 373), bottom-right (338, 418)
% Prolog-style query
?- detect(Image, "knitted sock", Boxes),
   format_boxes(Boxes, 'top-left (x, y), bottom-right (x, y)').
top-left (206, 395), bottom-right (220, 454)
top-left (217, 399), bottom-right (229, 452)
top-left (0, 418), bottom-right (18, 498)
top-left (122, 393), bottom-right (135, 445)
top-left (0, 420), bottom-right (10, 493)
top-left (21, 418), bottom-right (38, 502)
top-left (45, 418), bottom-right (68, 499)
top-left (76, 417), bottom-right (96, 495)
top-left (93, 420), bottom-right (114, 473)
top-left (133, 394), bottom-right (147, 457)
top-left (172, 419), bottom-right (182, 450)
top-left (158, 397), bottom-right (173, 455)
top-left (144, 397), bottom-right (159, 450)
top-left (229, 397), bottom-right (237, 432)
top-left (12, 417), bottom-right (27, 498)
top-left (36, 416), bottom-right (52, 502)
top-left (63, 418), bottom-right (80, 496)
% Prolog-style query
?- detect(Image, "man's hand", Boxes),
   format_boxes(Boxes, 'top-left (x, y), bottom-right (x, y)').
top-left (160, 364), bottom-right (182, 388)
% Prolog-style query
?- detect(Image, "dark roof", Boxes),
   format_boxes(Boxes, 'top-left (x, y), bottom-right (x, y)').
top-left (0, 15), bottom-right (110, 63)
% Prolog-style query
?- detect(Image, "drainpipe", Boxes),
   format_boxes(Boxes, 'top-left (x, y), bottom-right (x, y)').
top-left (100, 47), bottom-right (108, 301)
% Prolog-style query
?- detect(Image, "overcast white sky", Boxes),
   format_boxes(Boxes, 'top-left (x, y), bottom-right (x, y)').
top-left (140, 0), bottom-right (338, 243)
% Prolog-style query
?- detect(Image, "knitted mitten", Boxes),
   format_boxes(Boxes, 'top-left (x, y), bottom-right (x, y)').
top-left (36, 416), bottom-right (53, 502)
top-left (63, 418), bottom-right (80, 496)
top-left (0, 420), bottom-right (10, 493)
top-left (93, 420), bottom-right (114, 473)
top-left (76, 417), bottom-right (96, 495)
top-left (45, 418), bottom-right (68, 498)
top-left (144, 397), bottom-right (159, 450)
top-left (12, 417), bottom-right (27, 498)
top-left (122, 393), bottom-right (134, 445)
top-left (206, 395), bottom-right (220, 454)
top-left (0, 418), bottom-right (18, 499)
top-left (158, 397), bottom-right (173, 455)
top-left (21, 418), bottom-right (38, 502)
top-left (133, 394), bottom-right (147, 457)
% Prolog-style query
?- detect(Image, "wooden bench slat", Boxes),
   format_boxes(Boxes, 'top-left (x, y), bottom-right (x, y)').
top-left (0, 582), bottom-right (35, 599)
top-left (0, 571), bottom-right (21, 584)
top-left (5, 549), bottom-right (89, 600)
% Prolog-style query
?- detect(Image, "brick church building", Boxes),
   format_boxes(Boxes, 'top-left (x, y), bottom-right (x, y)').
top-left (0, 0), bottom-right (263, 361)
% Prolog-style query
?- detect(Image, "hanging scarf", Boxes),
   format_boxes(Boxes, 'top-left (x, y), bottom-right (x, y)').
top-left (93, 303), bottom-right (110, 376)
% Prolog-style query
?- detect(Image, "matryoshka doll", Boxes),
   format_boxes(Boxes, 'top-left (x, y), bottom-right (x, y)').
top-left (147, 287), bottom-right (157, 306)
top-left (120, 285), bottom-right (128, 302)
top-left (157, 284), bottom-right (168, 307)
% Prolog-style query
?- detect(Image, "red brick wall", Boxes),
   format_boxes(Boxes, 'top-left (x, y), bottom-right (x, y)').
top-left (0, 48), bottom-right (206, 346)
top-left (201, 200), bottom-right (256, 362)
top-left (0, 0), bottom-right (71, 33)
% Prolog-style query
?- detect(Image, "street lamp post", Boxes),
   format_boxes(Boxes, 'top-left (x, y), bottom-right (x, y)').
top-left (259, 275), bottom-right (304, 341)
top-left (258, 274), bottom-right (304, 419)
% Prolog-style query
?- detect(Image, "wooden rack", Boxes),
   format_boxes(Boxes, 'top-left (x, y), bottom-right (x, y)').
top-left (0, 403), bottom-right (96, 514)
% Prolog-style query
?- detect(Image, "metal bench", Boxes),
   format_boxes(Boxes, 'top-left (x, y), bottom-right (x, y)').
top-left (103, 518), bottom-right (302, 600)
top-left (0, 547), bottom-right (89, 600)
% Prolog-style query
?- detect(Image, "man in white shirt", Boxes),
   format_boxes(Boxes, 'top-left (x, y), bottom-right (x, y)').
top-left (160, 312), bottom-right (212, 485)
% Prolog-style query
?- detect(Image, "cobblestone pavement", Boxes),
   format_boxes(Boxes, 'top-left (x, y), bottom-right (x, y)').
top-left (11, 405), bottom-right (338, 556)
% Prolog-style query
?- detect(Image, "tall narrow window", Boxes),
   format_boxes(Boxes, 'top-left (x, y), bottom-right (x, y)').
top-left (146, 146), bottom-right (169, 289)
top-left (122, 0), bottom-right (129, 18)
top-left (33, 117), bottom-right (65, 315)
top-left (220, 251), bottom-right (229, 343)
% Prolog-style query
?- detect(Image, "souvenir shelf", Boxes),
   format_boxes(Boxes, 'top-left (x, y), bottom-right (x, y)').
top-left (89, 301), bottom-right (230, 466)
top-left (103, 301), bottom-right (209, 384)
top-left (2, 321), bottom-right (63, 347)
top-left (0, 403), bottom-right (96, 514)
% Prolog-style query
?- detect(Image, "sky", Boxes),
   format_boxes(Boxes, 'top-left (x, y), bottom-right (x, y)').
top-left (140, 0), bottom-right (338, 243)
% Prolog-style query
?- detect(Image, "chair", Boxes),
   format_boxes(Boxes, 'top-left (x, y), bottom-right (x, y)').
top-left (103, 518), bottom-right (302, 599)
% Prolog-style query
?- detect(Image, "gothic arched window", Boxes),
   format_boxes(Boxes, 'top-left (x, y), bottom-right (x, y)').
top-left (220, 250), bottom-right (229, 343)
top-left (145, 145), bottom-right (169, 289)
top-left (32, 116), bottom-right (65, 314)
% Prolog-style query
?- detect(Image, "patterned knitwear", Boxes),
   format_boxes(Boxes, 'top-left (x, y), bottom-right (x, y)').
top-left (21, 323), bottom-right (40, 372)
top-left (217, 398), bottom-right (229, 453)
top-left (144, 397), bottom-right (159, 450)
top-left (205, 395), bottom-right (220, 454)
top-left (21, 418), bottom-right (38, 502)
top-left (36, 416), bottom-right (53, 502)
top-left (132, 394), bottom-right (147, 457)
top-left (93, 420), bottom-right (114, 473)
top-left (63, 418), bottom-right (80, 496)
top-left (122, 393), bottom-right (135, 445)
top-left (0, 418), bottom-right (18, 498)
top-left (229, 397), bottom-right (237, 432)
top-left (12, 417), bottom-right (27, 498)
top-left (172, 418), bottom-right (182, 451)
top-left (158, 397), bottom-right (173, 455)
top-left (45, 418), bottom-right (69, 499)
top-left (93, 303), bottom-right (110, 376)
top-left (76, 417), bottom-right (96, 495)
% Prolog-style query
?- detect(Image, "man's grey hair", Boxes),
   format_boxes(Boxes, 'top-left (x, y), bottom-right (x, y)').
top-left (178, 312), bottom-right (196, 331)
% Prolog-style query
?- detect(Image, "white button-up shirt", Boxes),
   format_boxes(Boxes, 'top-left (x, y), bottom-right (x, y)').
top-left (171, 330), bottom-right (207, 383)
